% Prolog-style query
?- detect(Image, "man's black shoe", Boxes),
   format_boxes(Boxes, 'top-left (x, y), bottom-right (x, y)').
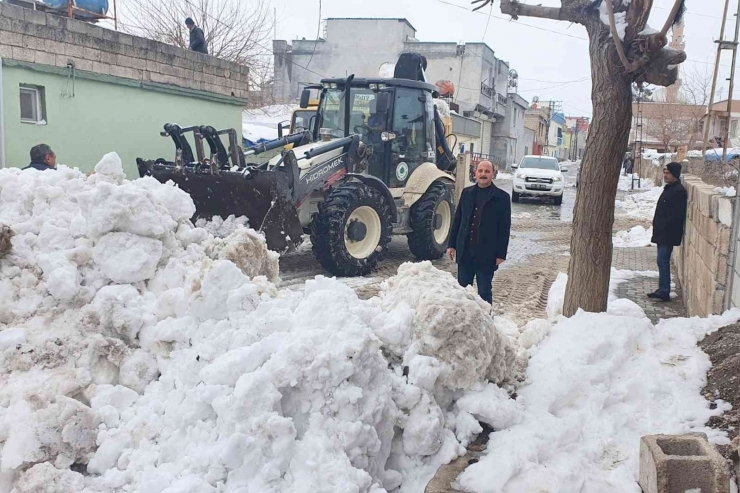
top-left (648, 291), bottom-right (670, 302)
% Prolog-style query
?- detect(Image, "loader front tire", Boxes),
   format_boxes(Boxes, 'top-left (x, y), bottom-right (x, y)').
top-left (408, 181), bottom-right (453, 260)
top-left (311, 182), bottom-right (393, 277)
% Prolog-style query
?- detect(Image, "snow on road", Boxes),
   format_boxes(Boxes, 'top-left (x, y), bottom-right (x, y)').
top-left (0, 153), bottom-right (736, 493)
top-left (618, 173), bottom-right (654, 192)
top-left (613, 225), bottom-right (654, 248)
top-left (615, 186), bottom-right (663, 222)
top-left (458, 272), bottom-right (738, 493)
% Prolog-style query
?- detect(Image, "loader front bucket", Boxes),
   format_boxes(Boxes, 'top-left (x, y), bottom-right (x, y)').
top-left (137, 159), bottom-right (304, 253)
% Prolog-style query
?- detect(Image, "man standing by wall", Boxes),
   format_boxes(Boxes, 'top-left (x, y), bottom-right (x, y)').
top-left (23, 144), bottom-right (56, 171)
top-left (649, 162), bottom-right (687, 302)
top-left (447, 160), bottom-right (512, 304)
top-left (185, 18), bottom-right (208, 55)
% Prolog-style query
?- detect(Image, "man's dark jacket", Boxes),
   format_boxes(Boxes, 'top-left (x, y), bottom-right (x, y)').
top-left (23, 162), bottom-right (53, 171)
top-left (448, 184), bottom-right (511, 269)
top-left (189, 27), bottom-right (208, 54)
top-left (651, 181), bottom-right (688, 246)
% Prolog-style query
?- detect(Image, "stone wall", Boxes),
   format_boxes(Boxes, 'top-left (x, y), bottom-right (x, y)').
top-left (674, 175), bottom-right (734, 316)
top-left (0, 2), bottom-right (249, 99)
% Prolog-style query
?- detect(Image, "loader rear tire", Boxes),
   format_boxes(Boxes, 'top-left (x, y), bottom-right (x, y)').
top-left (311, 182), bottom-right (393, 277)
top-left (408, 181), bottom-right (453, 260)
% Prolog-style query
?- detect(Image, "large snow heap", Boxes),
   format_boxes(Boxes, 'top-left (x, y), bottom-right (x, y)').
top-left (0, 155), bottom-right (517, 492)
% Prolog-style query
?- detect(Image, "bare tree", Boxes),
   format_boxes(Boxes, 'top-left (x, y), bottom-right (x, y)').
top-left (472, 0), bottom-right (686, 316)
top-left (679, 67), bottom-right (713, 149)
top-left (119, 0), bottom-right (273, 100)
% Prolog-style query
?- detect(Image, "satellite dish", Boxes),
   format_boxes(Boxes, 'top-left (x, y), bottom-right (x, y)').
top-left (379, 62), bottom-right (395, 79)
top-left (533, 96), bottom-right (540, 103)
top-left (509, 69), bottom-right (518, 79)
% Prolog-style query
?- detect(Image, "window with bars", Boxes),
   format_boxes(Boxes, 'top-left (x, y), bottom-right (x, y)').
top-left (20, 85), bottom-right (46, 124)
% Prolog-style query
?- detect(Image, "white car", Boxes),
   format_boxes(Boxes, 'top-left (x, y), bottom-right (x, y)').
top-left (560, 162), bottom-right (570, 172)
top-left (511, 155), bottom-right (565, 205)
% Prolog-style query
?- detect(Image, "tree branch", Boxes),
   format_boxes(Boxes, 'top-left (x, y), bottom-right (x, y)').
top-left (604, 0), bottom-right (637, 72)
top-left (500, 0), bottom-right (583, 23)
top-left (638, 47), bottom-right (687, 86)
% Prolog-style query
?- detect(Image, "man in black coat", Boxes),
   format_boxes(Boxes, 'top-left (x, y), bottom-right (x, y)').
top-left (648, 162), bottom-right (688, 301)
top-left (23, 144), bottom-right (57, 171)
top-left (446, 160), bottom-right (512, 304)
top-left (185, 18), bottom-right (208, 55)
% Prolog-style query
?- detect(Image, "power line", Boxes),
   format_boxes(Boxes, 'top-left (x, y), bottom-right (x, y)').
top-left (305, 0), bottom-right (321, 69)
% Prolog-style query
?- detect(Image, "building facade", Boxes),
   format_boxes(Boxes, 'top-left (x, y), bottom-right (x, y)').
top-left (272, 18), bottom-right (514, 158)
top-left (0, 2), bottom-right (248, 177)
top-left (702, 99), bottom-right (740, 150)
top-left (524, 106), bottom-right (549, 156)
top-left (492, 92), bottom-right (530, 167)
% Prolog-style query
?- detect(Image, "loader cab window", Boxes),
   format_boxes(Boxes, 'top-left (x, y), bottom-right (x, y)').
top-left (291, 109), bottom-right (316, 133)
top-left (319, 88), bottom-right (378, 139)
top-left (390, 87), bottom-right (430, 187)
top-left (318, 87), bottom-right (388, 180)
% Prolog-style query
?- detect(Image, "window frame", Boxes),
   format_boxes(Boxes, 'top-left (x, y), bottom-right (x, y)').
top-left (19, 85), bottom-right (46, 125)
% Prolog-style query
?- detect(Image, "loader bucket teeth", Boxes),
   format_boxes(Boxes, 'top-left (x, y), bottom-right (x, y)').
top-left (136, 159), bottom-right (303, 253)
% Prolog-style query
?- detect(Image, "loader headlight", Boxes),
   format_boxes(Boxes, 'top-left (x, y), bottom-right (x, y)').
top-left (369, 83), bottom-right (379, 90)
top-left (381, 131), bottom-right (397, 142)
top-left (330, 83), bottom-right (338, 89)
top-left (378, 84), bottom-right (387, 89)
top-left (323, 82), bottom-right (331, 89)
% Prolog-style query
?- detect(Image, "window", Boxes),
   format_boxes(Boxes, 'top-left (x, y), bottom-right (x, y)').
top-left (519, 156), bottom-right (560, 170)
top-left (732, 120), bottom-right (738, 139)
top-left (20, 85), bottom-right (46, 124)
top-left (391, 87), bottom-right (429, 186)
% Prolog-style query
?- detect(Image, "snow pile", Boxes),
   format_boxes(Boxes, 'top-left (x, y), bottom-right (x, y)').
top-left (613, 225), bottom-right (654, 248)
top-left (242, 104), bottom-right (297, 144)
top-left (457, 267), bottom-right (740, 493)
top-left (715, 186), bottom-right (736, 197)
top-left (78, 263), bottom-right (516, 493)
top-left (0, 163), bottom-right (519, 493)
top-left (376, 262), bottom-right (516, 389)
top-left (496, 171), bottom-right (512, 181)
top-left (615, 186), bottom-right (663, 221)
top-left (0, 225), bottom-right (11, 260)
top-left (618, 173), bottom-right (653, 191)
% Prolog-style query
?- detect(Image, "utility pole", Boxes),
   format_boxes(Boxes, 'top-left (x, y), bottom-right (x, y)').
top-left (703, 0), bottom-right (733, 158)
top-left (722, 0), bottom-right (740, 161)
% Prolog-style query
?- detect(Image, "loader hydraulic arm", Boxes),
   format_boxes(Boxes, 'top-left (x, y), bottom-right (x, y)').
top-left (244, 131), bottom-right (312, 157)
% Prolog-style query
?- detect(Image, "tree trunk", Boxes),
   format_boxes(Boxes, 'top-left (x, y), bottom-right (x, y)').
top-left (562, 22), bottom-right (633, 317)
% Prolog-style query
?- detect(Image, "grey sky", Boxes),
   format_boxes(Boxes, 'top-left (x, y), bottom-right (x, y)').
top-left (271, 0), bottom-right (734, 118)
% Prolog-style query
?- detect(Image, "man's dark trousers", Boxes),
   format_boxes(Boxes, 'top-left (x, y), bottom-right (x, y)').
top-left (458, 252), bottom-right (495, 304)
top-left (656, 245), bottom-right (673, 294)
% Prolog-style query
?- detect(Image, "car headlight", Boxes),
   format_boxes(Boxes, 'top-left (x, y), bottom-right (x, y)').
top-left (553, 176), bottom-right (563, 182)
top-left (516, 173), bottom-right (527, 180)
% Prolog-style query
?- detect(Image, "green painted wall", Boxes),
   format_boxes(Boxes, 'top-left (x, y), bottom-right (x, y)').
top-left (2, 65), bottom-right (242, 178)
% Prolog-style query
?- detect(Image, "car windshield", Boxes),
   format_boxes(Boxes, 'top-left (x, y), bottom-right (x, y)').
top-left (519, 157), bottom-right (560, 171)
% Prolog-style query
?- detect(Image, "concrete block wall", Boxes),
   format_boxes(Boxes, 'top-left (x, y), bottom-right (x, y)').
top-left (0, 2), bottom-right (249, 99)
top-left (674, 175), bottom-right (734, 317)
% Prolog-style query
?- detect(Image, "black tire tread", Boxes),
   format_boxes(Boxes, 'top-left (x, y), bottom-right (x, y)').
top-left (407, 181), bottom-right (453, 260)
top-left (310, 181), bottom-right (393, 276)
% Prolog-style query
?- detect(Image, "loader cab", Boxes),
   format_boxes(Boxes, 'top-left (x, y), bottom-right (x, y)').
top-left (315, 78), bottom-right (438, 189)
